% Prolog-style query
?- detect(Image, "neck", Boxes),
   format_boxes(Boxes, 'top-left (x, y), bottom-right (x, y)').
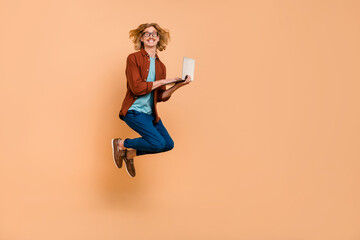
top-left (144, 46), bottom-right (157, 58)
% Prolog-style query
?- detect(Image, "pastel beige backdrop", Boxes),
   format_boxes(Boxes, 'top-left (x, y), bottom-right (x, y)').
top-left (1, 0), bottom-right (359, 239)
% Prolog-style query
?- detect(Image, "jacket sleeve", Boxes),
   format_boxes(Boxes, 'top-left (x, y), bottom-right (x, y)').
top-left (157, 64), bottom-right (171, 102)
top-left (125, 54), bottom-right (153, 96)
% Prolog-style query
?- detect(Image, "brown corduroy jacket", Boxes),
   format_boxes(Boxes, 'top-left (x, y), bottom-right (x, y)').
top-left (119, 48), bottom-right (171, 124)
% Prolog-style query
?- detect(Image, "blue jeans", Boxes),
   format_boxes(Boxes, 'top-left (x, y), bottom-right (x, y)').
top-left (121, 110), bottom-right (174, 156)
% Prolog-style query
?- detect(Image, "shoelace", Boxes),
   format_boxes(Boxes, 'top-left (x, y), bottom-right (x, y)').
top-left (116, 139), bottom-right (126, 157)
top-left (123, 149), bottom-right (135, 177)
top-left (124, 149), bottom-right (134, 163)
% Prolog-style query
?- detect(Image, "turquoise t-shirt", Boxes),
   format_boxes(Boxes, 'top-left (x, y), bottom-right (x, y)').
top-left (128, 56), bottom-right (156, 115)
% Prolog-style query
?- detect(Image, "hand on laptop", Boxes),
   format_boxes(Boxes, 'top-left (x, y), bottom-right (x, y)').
top-left (175, 75), bottom-right (191, 87)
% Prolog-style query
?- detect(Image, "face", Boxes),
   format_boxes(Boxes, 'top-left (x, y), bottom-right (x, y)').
top-left (140, 26), bottom-right (159, 48)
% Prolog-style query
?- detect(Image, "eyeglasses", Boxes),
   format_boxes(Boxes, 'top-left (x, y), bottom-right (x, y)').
top-left (141, 31), bottom-right (159, 37)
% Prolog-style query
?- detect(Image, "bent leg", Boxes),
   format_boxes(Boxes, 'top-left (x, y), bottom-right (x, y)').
top-left (154, 119), bottom-right (174, 152)
top-left (123, 111), bottom-right (166, 155)
top-left (134, 118), bottom-right (174, 156)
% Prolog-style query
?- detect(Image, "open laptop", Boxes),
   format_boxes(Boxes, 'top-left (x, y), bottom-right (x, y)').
top-left (166, 57), bottom-right (195, 84)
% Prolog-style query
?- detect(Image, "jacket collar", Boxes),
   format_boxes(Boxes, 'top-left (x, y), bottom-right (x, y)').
top-left (140, 48), bottom-right (160, 60)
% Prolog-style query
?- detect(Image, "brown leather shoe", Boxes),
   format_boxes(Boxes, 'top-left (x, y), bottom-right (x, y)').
top-left (123, 149), bottom-right (136, 177)
top-left (111, 138), bottom-right (126, 168)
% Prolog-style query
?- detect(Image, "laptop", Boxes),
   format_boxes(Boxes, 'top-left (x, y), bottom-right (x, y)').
top-left (166, 57), bottom-right (195, 84)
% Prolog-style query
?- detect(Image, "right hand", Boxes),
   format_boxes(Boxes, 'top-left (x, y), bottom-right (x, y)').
top-left (175, 75), bottom-right (191, 87)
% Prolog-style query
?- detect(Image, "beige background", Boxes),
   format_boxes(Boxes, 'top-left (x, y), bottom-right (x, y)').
top-left (1, 0), bottom-right (360, 239)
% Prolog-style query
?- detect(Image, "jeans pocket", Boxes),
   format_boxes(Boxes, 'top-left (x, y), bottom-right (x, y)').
top-left (126, 110), bottom-right (139, 120)
top-left (133, 110), bottom-right (141, 117)
top-left (124, 110), bottom-right (133, 119)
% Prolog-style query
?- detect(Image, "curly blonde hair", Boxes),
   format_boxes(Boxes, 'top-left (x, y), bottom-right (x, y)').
top-left (129, 23), bottom-right (170, 52)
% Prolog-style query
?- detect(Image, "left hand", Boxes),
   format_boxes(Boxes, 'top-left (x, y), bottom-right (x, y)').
top-left (175, 75), bottom-right (192, 87)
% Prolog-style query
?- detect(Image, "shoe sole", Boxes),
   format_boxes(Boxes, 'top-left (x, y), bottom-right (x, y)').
top-left (111, 138), bottom-right (122, 168)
